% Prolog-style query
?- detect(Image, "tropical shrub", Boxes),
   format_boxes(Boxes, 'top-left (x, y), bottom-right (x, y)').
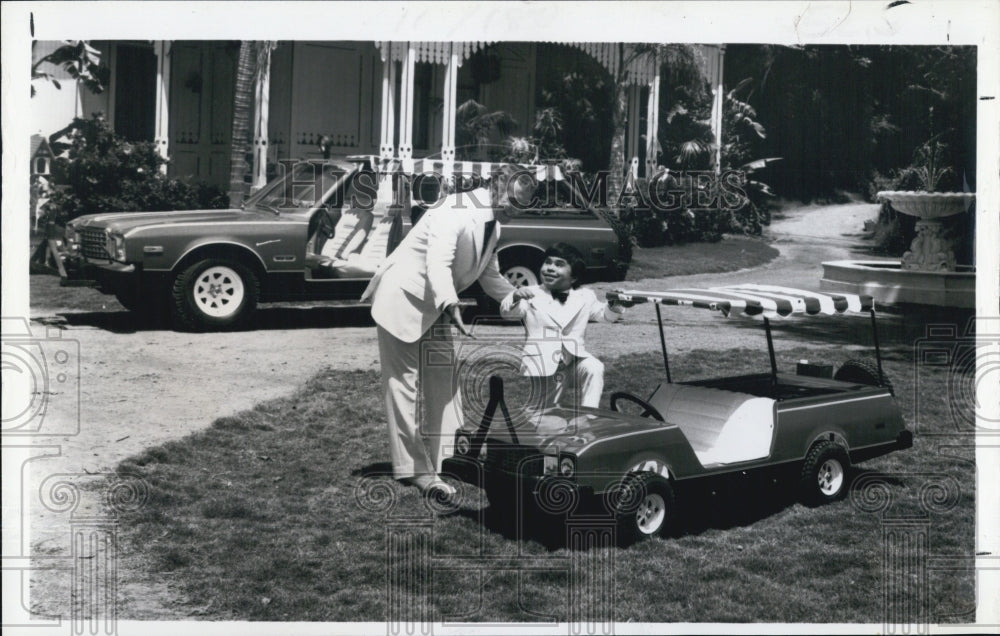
top-left (42, 115), bottom-right (227, 226)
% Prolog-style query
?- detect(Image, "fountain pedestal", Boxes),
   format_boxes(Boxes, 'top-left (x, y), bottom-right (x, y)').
top-left (820, 191), bottom-right (975, 308)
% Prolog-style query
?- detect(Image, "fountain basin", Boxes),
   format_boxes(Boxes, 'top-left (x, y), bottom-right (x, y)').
top-left (821, 259), bottom-right (975, 308)
top-left (876, 191), bottom-right (975, 219)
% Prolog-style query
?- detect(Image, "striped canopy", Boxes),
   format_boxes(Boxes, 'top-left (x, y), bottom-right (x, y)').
top-left (351, 155), bottom-right (566, 182)
top-left (607, 285), bottom-right (874, 318)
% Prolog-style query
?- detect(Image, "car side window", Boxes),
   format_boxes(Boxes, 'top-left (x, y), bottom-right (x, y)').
top-left (525, 180), bottom-right (598, 219)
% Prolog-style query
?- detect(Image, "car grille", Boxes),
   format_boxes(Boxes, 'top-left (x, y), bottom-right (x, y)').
top-left (484, 441), bottom-right (543, 476)
top-left (80, 228), bottom-right (110, 260)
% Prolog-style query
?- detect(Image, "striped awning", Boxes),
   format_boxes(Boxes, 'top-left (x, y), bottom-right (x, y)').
top-left (607, 285), bottom-right (874, 318)
top-left (354, 156), bottom-right (566, 182)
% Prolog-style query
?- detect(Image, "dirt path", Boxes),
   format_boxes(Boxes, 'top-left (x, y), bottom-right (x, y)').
top-left (24, 199), bottom-right (890, 620)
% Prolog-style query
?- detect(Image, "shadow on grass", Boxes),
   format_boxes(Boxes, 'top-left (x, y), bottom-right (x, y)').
top-left (443, 468), bottom-right (860, 552)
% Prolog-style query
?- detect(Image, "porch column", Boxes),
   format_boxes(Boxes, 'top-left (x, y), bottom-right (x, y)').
top-left (440, 42), bottom-right (458, 171)
top-left (152, 41), bottom-right (172, 174)
top-left (398, 42), bottom-right (416, 159)
top-left (379, 42), bottom-right (396, 159)
top-left (626, 84), bottom-right (641, 178)
top-left (644, 66), bottom-right (661, 177)
top-left (251, 44), bottom-right (272, 191)
top-left (710, 45), bottom-right (726, 175)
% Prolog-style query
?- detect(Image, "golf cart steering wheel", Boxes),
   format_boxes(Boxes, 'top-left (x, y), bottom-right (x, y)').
top-left (609, 392), bottom-right (665, 422)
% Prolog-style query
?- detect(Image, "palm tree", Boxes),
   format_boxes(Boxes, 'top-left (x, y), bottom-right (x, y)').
top-left (227, 41), bottom-right (256, 207)
top-left (227, 41), bottom-right (276, 207)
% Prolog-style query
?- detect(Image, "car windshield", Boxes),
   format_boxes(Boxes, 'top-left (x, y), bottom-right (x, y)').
top-left (244, 162), bottom-right (353, 212)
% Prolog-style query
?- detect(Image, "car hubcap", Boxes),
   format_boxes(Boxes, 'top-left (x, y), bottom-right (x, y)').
top-left (817, 458), bottom-right (844, 496)
top-left (193, 266), bottom-right (244, 318)
top-left (504, 266), bottom-right (538, 288)
top-left (636, 493), bottom-right (666, 535)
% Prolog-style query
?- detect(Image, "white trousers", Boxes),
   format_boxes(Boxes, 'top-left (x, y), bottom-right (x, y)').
top-left (377, 317), bottom-right (462, 479)
top-left (533, 356), bottom-right (605, 409)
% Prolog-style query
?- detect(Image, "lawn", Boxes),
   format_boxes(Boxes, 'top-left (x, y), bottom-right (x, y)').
top-left (111, 342), bottom-right (974, 623)
top-left (625, 236), bottom-right (779, 281)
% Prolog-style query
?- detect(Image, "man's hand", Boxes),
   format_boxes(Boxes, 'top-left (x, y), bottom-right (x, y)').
top-left (513, 286), bottom-right (537, 301)
top-left (445, 303), bottom-right (475, 338)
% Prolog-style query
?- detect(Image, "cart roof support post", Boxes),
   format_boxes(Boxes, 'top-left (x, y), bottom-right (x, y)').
top-left (869, 308), bottom-right (886, 387)
top-left (655, 302), bottom-right (672, 383)
top-left (764, 317), bottom-right (778, 385)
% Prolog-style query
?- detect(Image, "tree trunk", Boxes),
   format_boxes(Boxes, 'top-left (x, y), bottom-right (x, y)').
top-left (607, 72), bottom-right (629, 204)
top-left (228, 41), bottom-right (255, 207)
top-left (607, 44), bottom-right (631, 204)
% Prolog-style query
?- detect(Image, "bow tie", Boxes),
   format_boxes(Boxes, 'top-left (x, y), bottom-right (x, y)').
top-left (552, 290), bottom-right (570, 304)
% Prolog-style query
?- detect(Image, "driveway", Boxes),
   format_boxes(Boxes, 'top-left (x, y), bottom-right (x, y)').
top-left (23, 198), bottom-right (897, 618)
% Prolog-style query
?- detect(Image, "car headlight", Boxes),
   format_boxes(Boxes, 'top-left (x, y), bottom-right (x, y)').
top-left (107, 233), bottom-right (126, 262)
top-left (559, 456), bottom-right (576, 478)
top-left (64, 226), bottom-right (80, 253)
top-left (455, 433), bottom-right (471, 456)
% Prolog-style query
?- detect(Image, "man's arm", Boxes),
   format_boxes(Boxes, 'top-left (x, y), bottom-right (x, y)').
top-left (478, 252), bottom-right (517, 304)
top-left (424, 212), bottom-right (464, 312)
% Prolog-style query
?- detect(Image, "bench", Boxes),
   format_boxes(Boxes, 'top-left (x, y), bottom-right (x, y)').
top-left (646, 383), bottom-right (775, 466)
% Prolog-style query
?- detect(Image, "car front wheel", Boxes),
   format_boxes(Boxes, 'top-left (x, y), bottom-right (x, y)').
top-left (499, 250), bottom-right (543, 289)
top-left (799, 440), bottom-right (850, 506)
top-left (171, 259), bottom-right (259, 331)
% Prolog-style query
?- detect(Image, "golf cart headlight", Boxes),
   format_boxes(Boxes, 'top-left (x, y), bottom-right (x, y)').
top-left (559, 456), bottom-right (576, 478)
top-left (455, 433), bottom-right (471, 456)
top-left (543, 455), bottom-right (558, 475)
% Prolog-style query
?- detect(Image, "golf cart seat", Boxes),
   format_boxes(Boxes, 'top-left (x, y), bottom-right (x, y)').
top-left (647, 383), bottom-right (775, 466)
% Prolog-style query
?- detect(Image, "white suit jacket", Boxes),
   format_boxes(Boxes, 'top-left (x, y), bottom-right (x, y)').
top-left (361, 190), bottom-right (515, 343)
top-left (500, 285), bottom-right (624, 377)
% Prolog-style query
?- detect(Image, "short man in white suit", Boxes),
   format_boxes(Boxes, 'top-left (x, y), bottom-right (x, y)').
top-left (500, 242), bottom-right (627, 409)
top-left (361, 167), bottom-right (535, 495)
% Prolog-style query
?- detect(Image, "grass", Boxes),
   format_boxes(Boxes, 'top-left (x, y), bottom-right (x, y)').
top-left (111, 342), bottom-right (974, 623)
top-left (625, 236), bottom-right (779, 281)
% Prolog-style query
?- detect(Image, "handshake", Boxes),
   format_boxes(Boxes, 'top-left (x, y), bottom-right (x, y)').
top-left (607, 290), bottom-right (637, 309)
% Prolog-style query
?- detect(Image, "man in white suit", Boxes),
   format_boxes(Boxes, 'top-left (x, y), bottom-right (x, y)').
top-left (500, 242), bottom-right (627, 409)
top-left (361, 167), bottom-right (534, 495)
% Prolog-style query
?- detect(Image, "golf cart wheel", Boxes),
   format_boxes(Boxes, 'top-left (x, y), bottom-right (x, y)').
top-left (172, 258), bottom-right (259, 331)
top-left (834, 358), bottom-right (893, 395)
top-left (799, 440), bottom-right (851, 506)
top-left (612, 472), bottom-right (675, 544)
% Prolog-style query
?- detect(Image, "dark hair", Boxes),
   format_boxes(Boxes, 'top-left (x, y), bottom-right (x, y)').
top-left (490, 164), bottom-right (536, 207)
top-left (544, 242), bottom-right (587, 288)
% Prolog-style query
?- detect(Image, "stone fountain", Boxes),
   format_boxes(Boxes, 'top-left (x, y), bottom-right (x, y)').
top-left (821, 191), bottom-right (975, 308)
